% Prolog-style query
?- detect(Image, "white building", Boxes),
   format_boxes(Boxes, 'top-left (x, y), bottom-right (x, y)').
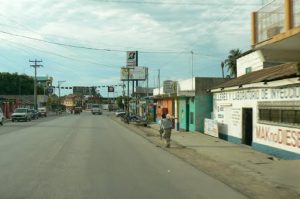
top-left (211, 63), bottom-right (300, 159)
top-left (210, 0), bottom-right (300, 159)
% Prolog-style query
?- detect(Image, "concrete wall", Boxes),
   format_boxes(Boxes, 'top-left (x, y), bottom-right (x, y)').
top-left (237, 51), bottom-right (265, 77)
top-left (195, 95), bottom-right (213, 133)
top-left (178, 95), bottom-right (213, 133)
top-left (261, 49), bottom-right (300, 62)
top-left (194, 78), bottom-right (227, 95)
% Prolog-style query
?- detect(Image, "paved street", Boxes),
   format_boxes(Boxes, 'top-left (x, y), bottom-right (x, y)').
top-left (0, 112), bottom-right (247, 199)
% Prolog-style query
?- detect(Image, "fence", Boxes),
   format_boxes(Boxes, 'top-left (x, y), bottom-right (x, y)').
top-left (256, 0), bottom-right (285, 43)
top-left (293, 0), bottom-right (300, 27)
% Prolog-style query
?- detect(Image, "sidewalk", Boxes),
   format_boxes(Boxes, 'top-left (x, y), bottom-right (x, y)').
top-left (147, 123), bottom-right (300, 198)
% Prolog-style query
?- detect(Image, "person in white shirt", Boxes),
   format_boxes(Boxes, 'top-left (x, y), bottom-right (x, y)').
top-left (160, 113), bottom-right (173, 148)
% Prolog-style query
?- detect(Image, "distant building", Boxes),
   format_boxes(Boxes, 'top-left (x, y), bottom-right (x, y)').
top-left (153, 77), bottom-right (226, 132)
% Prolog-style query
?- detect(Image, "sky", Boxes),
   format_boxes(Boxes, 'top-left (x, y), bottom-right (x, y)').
top-left (0, 0), bottom-right (264, 96)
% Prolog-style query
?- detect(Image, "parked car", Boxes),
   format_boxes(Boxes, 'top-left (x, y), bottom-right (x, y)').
top-left (115, 109), bottom-right (126, 117)
top-left (38, 107), bottom-right (47, 117)
top-left (91, 104), bottom-right (102, 115)
top-left (11, 108), bottom-right (31, 122)
top-left (0, 107), bottom-right (4, 126)
top-left (74, 107), bottom-right (82, 114)
top-left (29, 109), bottom-right (39, 120)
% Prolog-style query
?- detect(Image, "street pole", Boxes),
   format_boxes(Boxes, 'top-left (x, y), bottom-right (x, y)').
top-left (158, 69), bottom-right (160, 95)
top-left (191, 51), bottom-right (194, 90)
top-left (30, 59), bottom-right (43, 110)
top-left (127, 68), bottom-right (130, 123)
top-left (58, 80), bottom-right (66, 109)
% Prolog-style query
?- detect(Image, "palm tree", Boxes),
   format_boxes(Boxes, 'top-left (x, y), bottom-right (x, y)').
top-left (221, 62), bottom-right (225, 78)
top-left (224, 49), bottom-right (243, 78)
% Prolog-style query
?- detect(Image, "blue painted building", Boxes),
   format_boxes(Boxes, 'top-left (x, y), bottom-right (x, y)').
top-left (177, 77), bottom-right (226, 133)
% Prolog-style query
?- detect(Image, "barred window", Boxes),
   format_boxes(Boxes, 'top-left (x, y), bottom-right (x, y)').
top-left (282, 110), bottom-right (295, 123)
top-left (258, 101), bottom-right (300, 127)
top-left (259, 109), bottom-right (270, 121)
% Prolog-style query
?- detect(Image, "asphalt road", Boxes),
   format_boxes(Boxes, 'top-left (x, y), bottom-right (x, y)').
top-left (0, 112), bottom-right (248, 199)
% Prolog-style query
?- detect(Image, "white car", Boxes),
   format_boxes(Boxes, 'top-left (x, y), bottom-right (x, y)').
top-left (115, 109), bottom-right (126, 117)
top-left (11, 108), bottom-right (31, 122)
top-left (91, 104), bottom-right (102, 115)
top-left (0, 107), bottom-right (4, 126)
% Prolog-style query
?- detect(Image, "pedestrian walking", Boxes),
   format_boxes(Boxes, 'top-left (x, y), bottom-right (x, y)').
top-left (160, 113), bottom-right (173, 148)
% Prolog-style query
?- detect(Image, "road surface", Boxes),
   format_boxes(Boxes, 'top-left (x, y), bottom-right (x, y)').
top-left (0, 112), bottom-right (247, 199)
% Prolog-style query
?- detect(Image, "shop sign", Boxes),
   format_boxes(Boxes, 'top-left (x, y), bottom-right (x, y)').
top-left (127, 51), bottom-right (138, 67)
top-left (256, 125), bottom-right (300, 148)
top-left (163, 80), bottom-right (177, 94)
top-left (204, 119), bottom-right (219, 137)
top-left (215, 86), bottom-right (300, 102)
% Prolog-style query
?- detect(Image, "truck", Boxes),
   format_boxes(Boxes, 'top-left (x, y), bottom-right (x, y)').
top-left (91, 104), bottom-right (102, 115)
top-left (38, 107), bottom-right (47, 117)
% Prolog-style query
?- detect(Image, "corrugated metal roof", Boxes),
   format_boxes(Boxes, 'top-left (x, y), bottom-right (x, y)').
top-left (212, 63), bottom-right (299, 89)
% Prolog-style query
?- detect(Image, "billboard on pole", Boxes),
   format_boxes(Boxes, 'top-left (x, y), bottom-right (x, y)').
top-left (120, 67), bottom-right (147, 81)
top-left (127, 51), bottom-right (138, 67)
top-left (73, 86), bottom-right (96, 95)
top-left (108, 86), bottom-right (114, 92)
top-left (163, 80), bottom-right (177, 94)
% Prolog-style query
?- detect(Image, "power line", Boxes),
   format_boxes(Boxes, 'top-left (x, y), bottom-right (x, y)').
top-left (0, 29), bottom-right (221, 58)
top-left (92, 0), bottom-right (260, 6)
top-left (0, 30), bottom-right (124, 52)
top-left (30, 59), bottom-right (43, 110)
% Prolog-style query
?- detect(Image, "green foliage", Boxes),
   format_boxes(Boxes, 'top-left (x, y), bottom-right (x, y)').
top-left (224, 49), bottom-right (243, 78)
top-left (0, 72), bottom-right (31, 95)
top-left (0, 72), bottom-right (45, 95)
top-left (116, 96), bottom-right (124, 109)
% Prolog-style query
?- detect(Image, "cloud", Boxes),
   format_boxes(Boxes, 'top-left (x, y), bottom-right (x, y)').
top-left (0, 0), bottom-right (263, 92)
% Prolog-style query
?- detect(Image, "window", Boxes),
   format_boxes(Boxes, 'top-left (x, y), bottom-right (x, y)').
top-left (296, 111), bottom-right (300, 124)
top-left (282, 110), bottom-right (295, 123)
top-left (258, 101), bottom-right (300, 127)
top-left (259, 109), bottom-right (270, 121)
top-left (245, 67), bottom-right (252, 74)
top-left (270, 109), bottom-right (280, 122)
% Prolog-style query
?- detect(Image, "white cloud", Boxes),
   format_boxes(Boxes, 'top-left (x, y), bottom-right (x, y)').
top-left (0, 0), bottom-right (263, 88)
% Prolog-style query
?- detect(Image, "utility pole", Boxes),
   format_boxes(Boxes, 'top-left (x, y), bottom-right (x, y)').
top-left (58, 80), bottom-right (66, 109)
top-left (191, 51), bottom-right (194, 91)
top-left (30, 59), bottom-right (43, 110)
top-left (127, 68), bottom-right (130, 123)
top-left (158, 69), bottom-right (160, 95)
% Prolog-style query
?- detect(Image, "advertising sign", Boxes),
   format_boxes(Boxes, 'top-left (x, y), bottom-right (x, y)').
top-left (47, 87), bottom-right (54, 94)
top-left (163, 80), bottom-right (177, 94)
top-left (120, 67), bottom-right (147, 81)
top-left (73, 86), bottom-right (95, 95)
top-left (127, 51), bottom-right (138, 67)
top-left (204, 119), bottom-right (219, 137)
top-left (108, 86), bottom-right (114, 92)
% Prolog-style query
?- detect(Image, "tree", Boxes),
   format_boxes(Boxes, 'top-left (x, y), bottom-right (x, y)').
top-left (224, 49), bottom-right (243, 78)
top-left (221, 62), bottom-right (225, 78)
top-left (116, 96), bottom-right (125, 109)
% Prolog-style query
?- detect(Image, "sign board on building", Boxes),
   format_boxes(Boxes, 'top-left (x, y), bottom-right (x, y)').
top-left (204, 119), bottom-right (219, 137)
top-left (120, 67), bottom-right (147, 81)
top-left (47, 87), bottom-right (54, 94)
top-left (127, 51), bottom-right (138, 67)
top-left (163, 80), bottom-right (177, 94)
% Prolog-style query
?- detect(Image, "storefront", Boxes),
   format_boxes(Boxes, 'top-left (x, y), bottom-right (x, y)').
top-left (212, 63), bottom-right (300, 159)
